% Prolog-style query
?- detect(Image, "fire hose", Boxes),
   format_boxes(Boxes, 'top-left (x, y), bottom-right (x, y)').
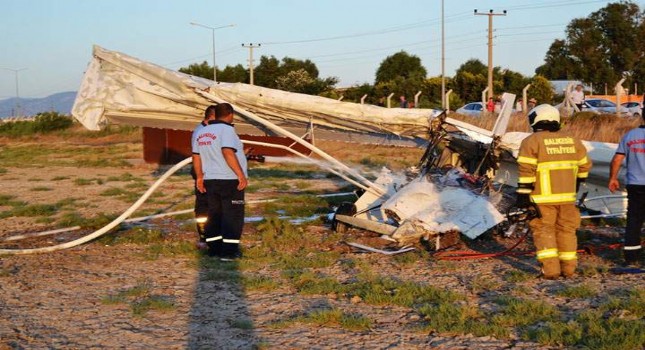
top-left (0, 158), bottom-right (193, 255)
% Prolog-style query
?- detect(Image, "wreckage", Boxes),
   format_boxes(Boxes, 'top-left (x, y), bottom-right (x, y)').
top-left (0, 46), bottom-right (627, 255)
top-left (72, 46), bottom-right (626, 244)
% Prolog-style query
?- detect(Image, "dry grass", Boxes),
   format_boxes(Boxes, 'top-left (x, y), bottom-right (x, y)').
top-left (450, 112), bottom-right (641, 143)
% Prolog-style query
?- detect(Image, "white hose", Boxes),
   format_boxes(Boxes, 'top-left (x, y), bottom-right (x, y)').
top-left (0, 157), bottom-right (193, 255)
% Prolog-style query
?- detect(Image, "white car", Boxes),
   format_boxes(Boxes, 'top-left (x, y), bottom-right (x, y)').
top-left (455, 102), bottom-right (484, 116)
top-left (581, 98), bottom-right (629, 116)
top-left (620, 101), bottom-right (642, 118)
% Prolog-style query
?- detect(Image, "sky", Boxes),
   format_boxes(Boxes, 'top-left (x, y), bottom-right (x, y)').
top-left (0, 0), bottom-right (639, 99)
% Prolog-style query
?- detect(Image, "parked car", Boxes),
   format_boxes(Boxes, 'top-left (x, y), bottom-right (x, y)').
top-left (455, 102), bottom-right (484, 116)
top-left (620, 101), bottom-right (642, 118)
top-left (581, 98), bottom-right (629, 115)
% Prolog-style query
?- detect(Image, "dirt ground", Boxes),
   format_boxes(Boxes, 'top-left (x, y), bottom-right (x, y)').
top-left (1, 136), bottom-right (644, 349)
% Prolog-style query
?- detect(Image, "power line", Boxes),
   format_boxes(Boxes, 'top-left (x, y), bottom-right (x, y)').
top-left (261, 11), bottom-right (473, 45)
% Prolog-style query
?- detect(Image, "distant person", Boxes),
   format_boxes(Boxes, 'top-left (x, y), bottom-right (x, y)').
top-left (527, 98), bottom-right (537, 110)
top-left (571, 84), bottom-right (585, 111)
top-left (486, 97), bottom-right (495, 112)
top-left (608, 111), bottom-right (645, 267)
top-left (193, 103), bottom-right (248, 261)
top-left (191, 105), bottom-right (217, 249)
top-left (399, 95), bottom-right (409, 108)
top-left (494, 96), bottom-right (502, 114)
top-left (515, 98), bottom-right (523, 113)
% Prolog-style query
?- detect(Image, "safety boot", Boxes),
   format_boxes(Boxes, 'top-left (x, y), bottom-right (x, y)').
top-left (540, 258), bottom-right (561, 279)
top-left (561, 261), bottom-right (577, 278)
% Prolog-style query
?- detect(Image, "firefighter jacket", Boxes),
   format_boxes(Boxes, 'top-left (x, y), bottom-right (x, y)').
top-left (517, 130), bottom-right (592, 205)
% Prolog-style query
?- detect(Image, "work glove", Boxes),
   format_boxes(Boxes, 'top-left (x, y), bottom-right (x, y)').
top-left (515, 193), bottom-right (532, 209)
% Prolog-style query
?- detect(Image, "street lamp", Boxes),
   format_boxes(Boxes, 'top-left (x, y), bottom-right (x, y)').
top-left (189, 22), bottom-right (235, 83)
top-left (1, 67), bottom-right (27, 116)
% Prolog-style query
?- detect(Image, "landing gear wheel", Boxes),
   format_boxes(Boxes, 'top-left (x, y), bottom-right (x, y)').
top-left (332, 202), bottom-right (356, 233)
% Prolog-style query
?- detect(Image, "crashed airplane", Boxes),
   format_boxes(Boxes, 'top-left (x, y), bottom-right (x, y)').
top-left (71, 46), bottom-right (627, 247)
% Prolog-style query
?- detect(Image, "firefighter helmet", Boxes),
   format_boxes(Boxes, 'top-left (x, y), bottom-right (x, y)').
top-left (527, 104), bottom-right (560, 126)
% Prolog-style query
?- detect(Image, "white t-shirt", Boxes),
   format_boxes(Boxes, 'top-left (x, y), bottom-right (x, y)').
top-left (192, 121), bottom-right (248, 180)
top-left (571, 90), bottom-right (584, 104)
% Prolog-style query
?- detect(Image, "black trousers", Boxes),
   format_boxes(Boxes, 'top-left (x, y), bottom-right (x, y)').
top-left (625, 185), bottom-right (645, 262)
top-left (204, 179), bottom-right (245, 255)
top-left (192, 167), bottom-right (209, 242)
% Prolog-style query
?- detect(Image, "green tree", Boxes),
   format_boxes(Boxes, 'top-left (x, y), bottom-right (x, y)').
top-left (375, 51), bottom-right (427, 84)
top-left (535, 40), bottom-right (577, 79)
top-left (453, 71), bottom-right (487, 102)
top-left (275, 69), bottom-right (338, 95)
top-left (179, 61), bottom-right (214, 80)
top-left (253, 56), bottom-right (281, 88)
top-left (535, 1), bottom-right (644, 87)
top-left (528, 75), bottom-right (554, 105)
top-left (254, 55), bottom-right (337, 94)
top-left (218, 64), bottom-right (248, 83)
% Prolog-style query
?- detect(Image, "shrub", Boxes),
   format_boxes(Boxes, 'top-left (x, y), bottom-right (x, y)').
top-left (0, 112), bottom-right (74, 136)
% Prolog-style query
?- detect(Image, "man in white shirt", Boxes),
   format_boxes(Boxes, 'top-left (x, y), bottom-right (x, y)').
top-left (193, 103), bottom-right (248, 260)
top-left (571, 84), bottom-right (585, 112)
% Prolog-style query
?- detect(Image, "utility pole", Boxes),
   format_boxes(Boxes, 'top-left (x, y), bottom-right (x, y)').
top-left (474, 9), bottom-right (506, 100)
top-left (1, 67), bottom-right (27, 117)
top-left (242, 43), bottom-right (261, 85)
top-left (441, 0), bottom-right (446, 109)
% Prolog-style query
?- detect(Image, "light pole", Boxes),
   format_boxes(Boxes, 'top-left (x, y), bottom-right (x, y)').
top-left (1, 67), bottom-right (27, 116)
top-left (189, 22), bottom-right (235, 83)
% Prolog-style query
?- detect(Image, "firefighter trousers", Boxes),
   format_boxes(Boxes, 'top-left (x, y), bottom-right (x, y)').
top-left (203, 179), bottom-right (245, 256)
top-left (529, 204), bottom-right (580, 278)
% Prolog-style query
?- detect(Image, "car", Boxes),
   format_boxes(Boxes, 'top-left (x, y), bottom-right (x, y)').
top-left (620, 101), bottom-right (642, 118)
top-left (455, 102), bottom-right (484, 116)
top-left (581, 98), bottom-right (629, 115)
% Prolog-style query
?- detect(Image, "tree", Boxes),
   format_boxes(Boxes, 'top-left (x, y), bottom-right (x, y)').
top-left (535, 1), bottom-right (644, 87)
top-left (179, 61), bottom-right (214, 80)
top-left (455, 59), bottom-right (488, 77)
top-left (528, 75), bottom-right (554, 105)
top-left (218, 64), bottom-right (248, 83)
top-left (535, 40), bottom-right (577, 80)
top-left (453, 71), bottom-right (487, 102)
top-left (253, 56), bottom-right (281, 88)
top-left (375, 51), bottom-right (427, 84)
top-left (275, 69), bottom-right (338, 95)
top-left (253, 55), bottom-right (337, 94)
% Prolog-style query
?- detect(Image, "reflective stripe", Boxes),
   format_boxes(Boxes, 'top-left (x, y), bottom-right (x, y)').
top-left (518, 176), bottom-right (536, 183)
top-left (518, 156), bottom-right (538, 165)
top-left (558, 251), bottom-right (577, 261)
top-left (578, 156), bottom-right (589, 165)
top-left (223, 239), bottom-right (240, 244)
top-left (540, 168), bottom-right (552, 196)
top-left (577, 172), bottom-right (589, 178)
top-left (536, 160), bottom-right (580, 171)
top-left (624, 245), bottom-right (642, 251)
top-left (195, 217), bottom-right (208, 223)
top-left (532, 192), bottom-right (577, 204)
top-left (536, 248), bottom-right (559, 260)
top-left (205, 236), bottom-right (222, 242)
top-left (516, 188), bottom-right (532, 194)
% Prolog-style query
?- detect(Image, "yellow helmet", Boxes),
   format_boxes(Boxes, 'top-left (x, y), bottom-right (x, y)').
top-left (528, 104), bottom-right (560, 126)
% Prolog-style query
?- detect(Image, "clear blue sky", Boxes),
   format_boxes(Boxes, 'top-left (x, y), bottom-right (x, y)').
top-left (0, 0), bottom-right (634, 99)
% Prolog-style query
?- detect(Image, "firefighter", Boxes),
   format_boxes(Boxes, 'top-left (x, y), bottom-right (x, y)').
top-left (191, 105), bottom-right (217, 248)
top-left (516, 104), bottom-right (592, 279)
